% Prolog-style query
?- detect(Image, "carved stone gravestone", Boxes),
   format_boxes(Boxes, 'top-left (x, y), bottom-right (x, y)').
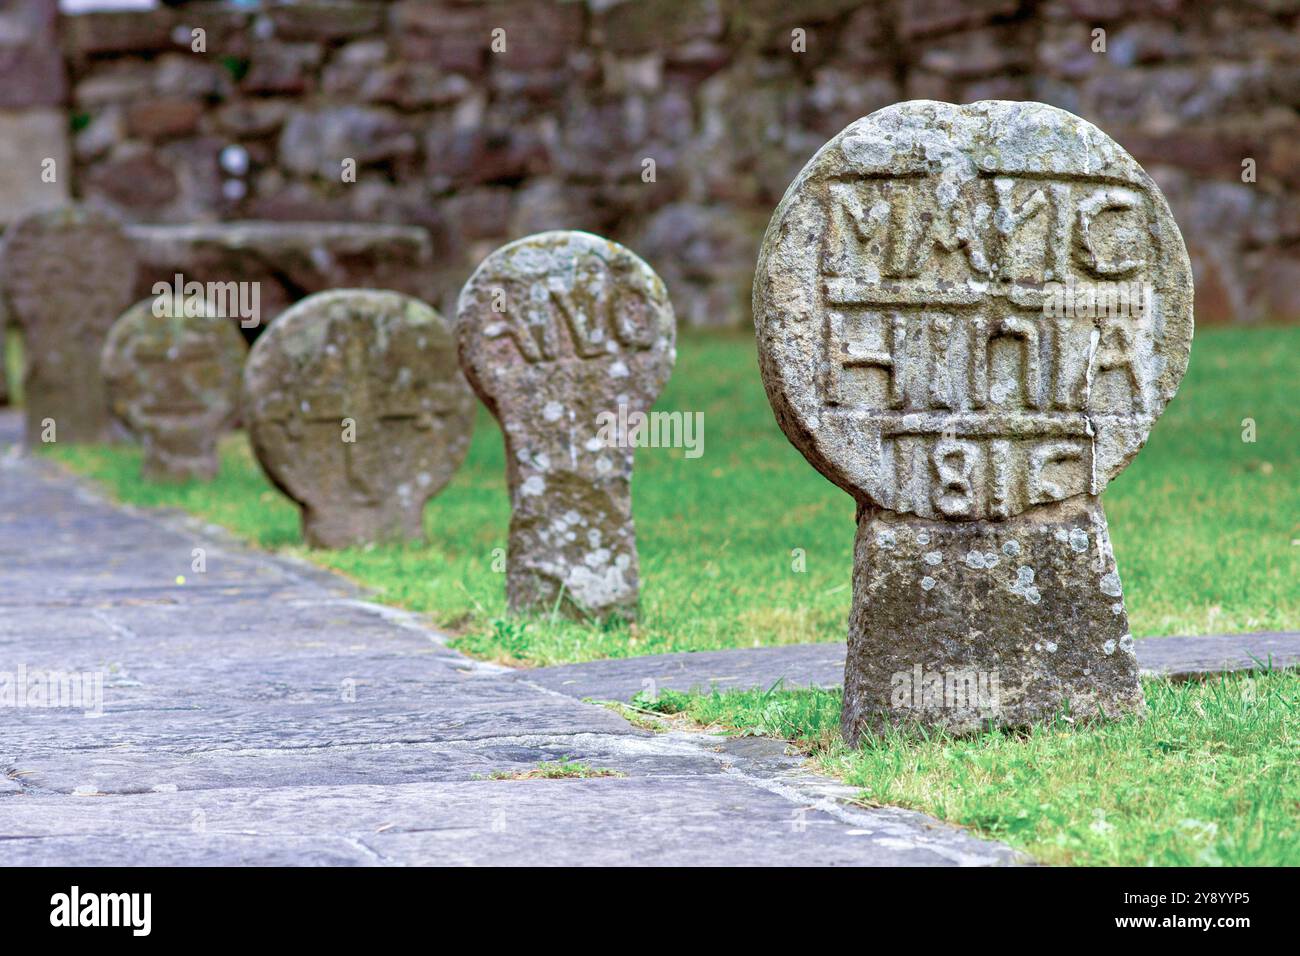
top-left (0, 205), bottom-right (138, 444)
top-left (102, 294), bottom-right (248, 481)
top-left (243, 289), bottom-right (475, 549)
top-left (754, 101), bottom-right (1194, 742)
top-left (457, 231), bottom-right (676, 621)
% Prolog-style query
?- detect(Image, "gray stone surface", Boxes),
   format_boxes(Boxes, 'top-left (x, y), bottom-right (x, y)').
top-left (243, 289), bottom-right (475, 548)
top-left (0, 452), bottom-right (1022, 866)
top-left (456, 231), bottom-right (676, 622)
top-left (753, 100), bottom-right (1194, 741)
top-left (525, 633), bottom-right (1300, 704)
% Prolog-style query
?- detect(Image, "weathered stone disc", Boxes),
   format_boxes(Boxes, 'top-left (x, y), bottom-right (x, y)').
top-left (102, 293), bottom-right (248, 480)
top-left (0, 204), bottom-right (138, 444)
top-left (754, 100), bottom-right (1194, 521)
top-left (243, 289), bottom-right (475, 548)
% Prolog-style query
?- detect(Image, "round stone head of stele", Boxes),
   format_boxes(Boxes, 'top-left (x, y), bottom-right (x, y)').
top-left (753, 100), bottom-right (1194, 522)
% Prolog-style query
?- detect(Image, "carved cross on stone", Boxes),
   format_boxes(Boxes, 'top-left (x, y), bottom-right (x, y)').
top-left (243, 290), bottom-right (476, 549)
top-left (101, 294), bottom-right (247, 482)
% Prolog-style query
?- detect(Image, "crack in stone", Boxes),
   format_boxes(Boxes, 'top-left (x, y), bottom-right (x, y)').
top-left (1083, 325), bottom-right (1101, 496)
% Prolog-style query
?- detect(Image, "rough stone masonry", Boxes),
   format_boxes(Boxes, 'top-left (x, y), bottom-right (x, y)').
top-left (101, 292), bottom-right (248, 481)
top-left (243, 289), bottom-right (475, 549)
top-left (457, 231), bottom-right (676, 622)
top-left (754, 100), bottom-right (1194, 742)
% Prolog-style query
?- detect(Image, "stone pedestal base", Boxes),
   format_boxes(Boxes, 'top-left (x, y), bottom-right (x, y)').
top-left (24, 364), bottom-right (114, 446)
top-left (141, 431), bottom-right (219, 482)
top-left (302, 500), bottom-right (425, 550)
top-left (505, 470), bottom-right (639, 623)
top-left (842, 495), bottom-right (1144, 745)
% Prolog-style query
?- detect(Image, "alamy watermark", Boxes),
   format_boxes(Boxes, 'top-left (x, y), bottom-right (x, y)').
top-left (152, 273), bottom-right (261, 328)
top-left (1041, 279), bottom-right (1152, 321)
top-left (0, 665), bottom-right (103, 717)
top-left (595, 403), bottom-right (704, 459)
top-left (891, 664), bottom-right (1001, 716)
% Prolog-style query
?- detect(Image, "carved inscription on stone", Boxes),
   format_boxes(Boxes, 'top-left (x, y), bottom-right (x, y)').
top-left (755, 101), bottom-right (1194, 739)
top-left (756, 101), bottom-right (1194, 521)
top-left (456, 231), bottom-right (676, 621)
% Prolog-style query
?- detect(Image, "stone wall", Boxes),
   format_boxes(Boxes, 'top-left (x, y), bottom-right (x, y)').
top-left (34, 0), bottom-right (1300, 324)
top-left (0, 0), bottom-right (68, 223)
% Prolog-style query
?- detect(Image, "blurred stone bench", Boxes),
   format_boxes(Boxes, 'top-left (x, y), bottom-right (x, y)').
top-left (125, 220), bottom-right (439, 337)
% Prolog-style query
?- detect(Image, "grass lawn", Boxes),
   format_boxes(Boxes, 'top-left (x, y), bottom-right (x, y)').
top-left (631, 670), bottom-right (1300, 866)
top-left (39, 324), bottom-right (1300, 666)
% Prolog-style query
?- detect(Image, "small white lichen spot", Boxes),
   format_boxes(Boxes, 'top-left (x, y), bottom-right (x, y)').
top-left (609, 360), bottom-right (629, 378)
top-left (1068, 528), bottom-right (1089, 553)
top-left (876, 529), bottom-right (896, 549)
top-left (1044, 641), bottom-right (1058, 653)
top-left (1119, 634), bottom-right (1136, 656)
top-left (921, 576), bottom-right (936, 591)
top-left (1102, 639), bottom-right (1117, 656)
top-left (1010, 566), bottom-right (1041, 604)
top-left (521, 475), bottom-right (546, 497)
top-left (923, 551), bottom-right (942, 566)
top-left (1111, 602), bottom-right (1123, 615)
top-left (1054, 529), bottom-right (1070, 543)
top-left (1099, 571), bottom-right (1122, 597)
top-left (1002, 539), bottom-right (1021, 557)
top-left (983, 551), bottom-right (1000, 567)
top-left (584, 437), bottom-right (603, 452)
top-left (917, 530), bottom-right (931, 545)
top-left (964, 550), bottom-right (986, 569)
top-left (543, 401), bottom-right (564, 422)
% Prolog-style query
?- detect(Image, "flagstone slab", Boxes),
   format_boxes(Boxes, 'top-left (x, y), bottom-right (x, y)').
top-left (0, 451), bottom-right (1023, 866)
top-left (0, 777), bottom-right (1019, 867)
top-left (9, 733), bottom-right (727, 797)
top-left (523, 632), bottom-right (1300, 703)
top-left (0, 834), bottom-right (378, 867)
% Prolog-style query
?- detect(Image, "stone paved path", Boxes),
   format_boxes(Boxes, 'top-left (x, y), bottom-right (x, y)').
top-left (524, 630), bottom-right (1300, 704)
top-left (0, 444), bottom-right (1021, 866)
